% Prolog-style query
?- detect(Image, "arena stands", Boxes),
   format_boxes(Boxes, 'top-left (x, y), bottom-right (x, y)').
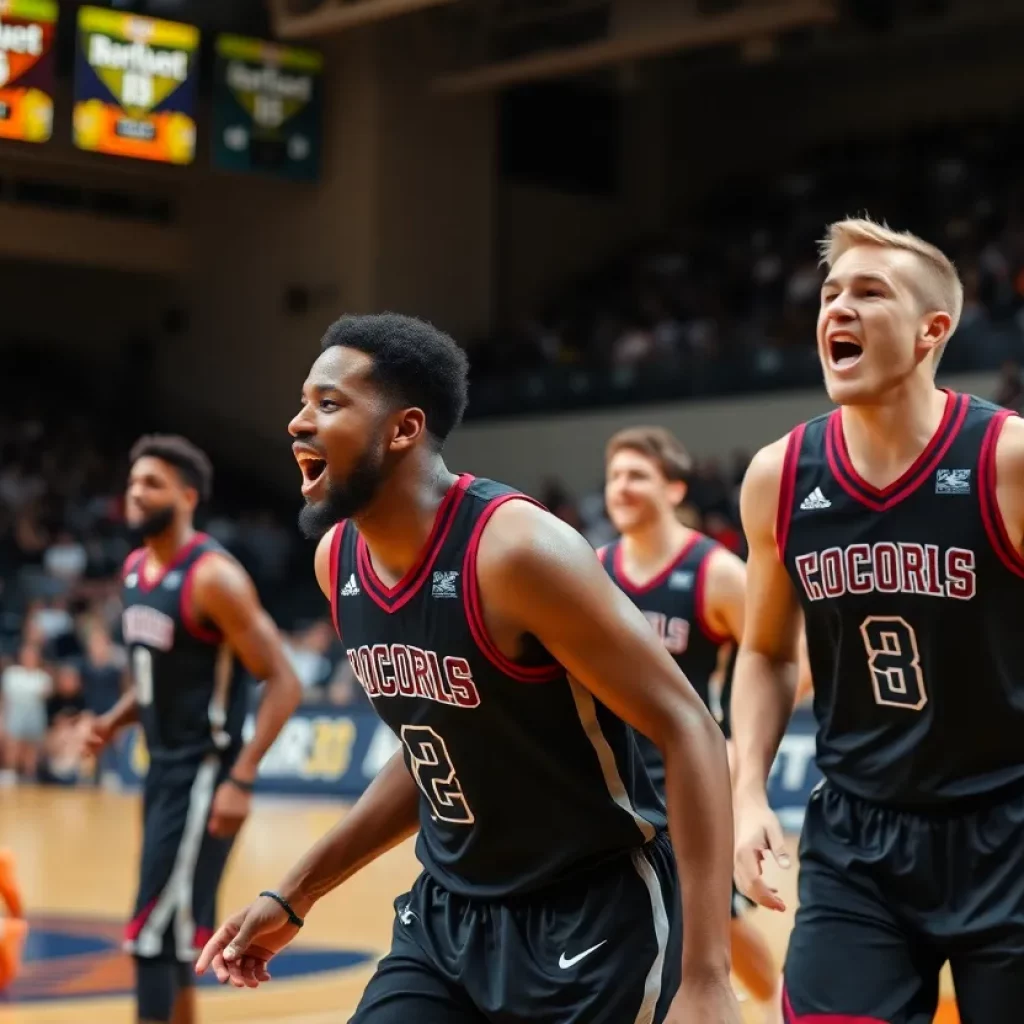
top-left (468, 117), bottom-right (1024, 417)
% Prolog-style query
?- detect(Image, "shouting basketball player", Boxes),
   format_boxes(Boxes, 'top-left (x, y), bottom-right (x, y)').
top-left (196, 314), bottom-right (742, 1023)
top-left (600, 426), bottom-right (780, 1020)
top-left (732, 217), bottom-right (1024, 1022)
top-left (85, 435), bottom-right (301, 1024)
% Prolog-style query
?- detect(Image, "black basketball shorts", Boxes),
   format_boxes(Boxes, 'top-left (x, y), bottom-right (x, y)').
top-left (124, 754), bottom-right (236, 963)
top-left (350, 830), bottom-right (681, 1024)
top-left (784, 781), bottom-right (1024, 1024)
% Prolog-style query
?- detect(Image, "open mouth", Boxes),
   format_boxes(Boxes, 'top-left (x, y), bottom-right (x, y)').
top-left (295, 452), bottom-right (327, 495)
top-left (829, 336), bottom-right (863, 370)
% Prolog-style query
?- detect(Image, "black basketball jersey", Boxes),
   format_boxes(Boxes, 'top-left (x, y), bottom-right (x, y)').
top-left (600, 533), bottom-right (730, 789)
top-left (329, 474), bottom-right (665, 899)
top-left (121, 533), bottom-right (249, 768)
top-left (779, 390), bottom-right (1024, 809)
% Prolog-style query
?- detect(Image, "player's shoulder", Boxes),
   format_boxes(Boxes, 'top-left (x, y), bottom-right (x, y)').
top-left (703, 535), bottom-right (745, 573)
top-left (989, 405), bottom-right (1024, 470)
top-left (743, 431), bottom-right (796, 492)
top-left (739, 430), bottom-right (802, 539)
top-left (190, 537), bottom-right (251, 591)
top-left (469, 480), bottom-right (590, 571)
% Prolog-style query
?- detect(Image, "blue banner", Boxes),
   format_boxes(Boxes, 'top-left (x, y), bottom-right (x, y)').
top-left (112, 703), bottom-right (823, 829)
top-left (113, 706), bottom-right (400, 797)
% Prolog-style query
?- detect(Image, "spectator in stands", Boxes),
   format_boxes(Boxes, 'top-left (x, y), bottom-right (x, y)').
top-left (1, 645), bottom-right (51, 783)
top-left (995, 359), bottom-right (1024, 412)
top-left (284, 620), bottom-right (337, 701)
top-left (43, 663), bottom-right (88, 782)
top-left (78, 623), bottom-right (125, 719)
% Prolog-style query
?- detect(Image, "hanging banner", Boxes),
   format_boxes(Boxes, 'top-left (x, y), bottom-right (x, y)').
top-left (213, 34), bottom-right (322, 182)
top-left (73, 6), bottom-right (200, 165)
top-left (0, 0), bottom-right (58, 144)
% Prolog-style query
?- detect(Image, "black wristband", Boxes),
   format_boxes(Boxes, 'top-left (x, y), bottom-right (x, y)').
top-left (259, 890), bottom-right (304, 928)
top-left (227, 775), bottom-right (255, 793)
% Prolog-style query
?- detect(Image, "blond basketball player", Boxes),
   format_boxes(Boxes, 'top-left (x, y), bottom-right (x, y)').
top-left (733, 217), bottom-right (1024, 1022)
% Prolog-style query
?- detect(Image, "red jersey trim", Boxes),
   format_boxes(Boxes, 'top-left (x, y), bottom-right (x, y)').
top-left (825, 390), bottom-right (967, 512)
top-left (978, 409), bottom-right (1024, 579)
top-left (595, 544), bottom-right (609, 564)
top-left (612, 532), bottom-right (702, 596)
top-left (775, 423), bottom-right (806, 563)
top-left (694, 545), bottom-right (732, 646)
top-left (135, 533), bottom-right (207, 593)
top-left (328, 521), bottom-right (346, 638)
top-left (357, 475), bottom-right (473, 615)
top-left (122, 548), bottom-right (146, 581)
top-left (179, 550), bottom-right (223, 645)
top-left (462, 494), bottom-right (564, 684)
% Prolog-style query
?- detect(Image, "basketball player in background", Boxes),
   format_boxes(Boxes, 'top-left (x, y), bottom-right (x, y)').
top-left (85, 435), bottom-right (301, 1024)
top-left (198, 314), bottom-right (742, 1023)
top-left (733, 217), bottom-right (1024, 1022)
top-left (600, 426), bottom-right (780, 1021)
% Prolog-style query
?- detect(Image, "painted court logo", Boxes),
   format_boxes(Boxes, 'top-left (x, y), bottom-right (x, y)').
top-left (8, 913), bottom-right (374, 1003)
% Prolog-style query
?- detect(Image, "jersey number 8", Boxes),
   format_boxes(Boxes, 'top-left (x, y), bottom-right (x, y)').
top-left (400, 725), bottom-right (475, 825)
top-left (859, 615), bottom-right (927, 711)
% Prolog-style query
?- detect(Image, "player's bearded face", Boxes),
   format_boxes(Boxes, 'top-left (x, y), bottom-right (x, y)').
top-left (297, 436), bottom-right (388, 540)
top-left (128, 503), bottom-right (176, 539)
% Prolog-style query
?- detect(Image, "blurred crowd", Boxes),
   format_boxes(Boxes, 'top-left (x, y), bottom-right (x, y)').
top-left (474, 118), bottom-right (1024, 378)
top-left (0, 383), bottom-right (749, 787)
top-left (7, 115), bottom-right (1024, 788)
top-left (0, 374), bottom-right (364, 789)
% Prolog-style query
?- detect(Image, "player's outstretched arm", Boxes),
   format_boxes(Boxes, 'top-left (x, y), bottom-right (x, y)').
top-left (730, 438), bottom-right (802, 911)
top-left (196, 526), bottom-right (421, 987)
top-left (195, 747), bottom-right (418, 987)
top-left (476, 501), bottom-right (739, 1021)
top-left (83, 686), bottom-right (140, 755)
top-left (191, 554), bottom-right (303, 788)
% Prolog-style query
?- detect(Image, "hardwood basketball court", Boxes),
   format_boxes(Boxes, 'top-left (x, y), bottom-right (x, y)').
top-left (0, 786), bottom-right (957, 1023)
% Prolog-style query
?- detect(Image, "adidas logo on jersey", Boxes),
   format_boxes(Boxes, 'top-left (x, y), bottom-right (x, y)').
top-left (432, 571), bottom-right (459, 598)
top-left (800, 487), bottom-right (831, 511)
top-left (340, 574), bottom-right (360, 597)
top-left (668, 571), bottom-right (693, 590)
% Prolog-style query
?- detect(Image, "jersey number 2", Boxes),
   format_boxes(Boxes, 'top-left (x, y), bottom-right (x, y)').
top-left (400, 725), bottom-right (475, 825)
top-left (859, 616), bottom-right (927, 711)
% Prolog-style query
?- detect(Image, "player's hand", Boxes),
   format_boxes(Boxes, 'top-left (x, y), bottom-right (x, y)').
top-left (667, 970), bottom-right (743, 1024)
top-left (82, 715), bottom-right (114, 757)
top-left (734, 798), bottom-right (789, 912)
top-left (208, 780), bottom-right (251, 838)
top-left (194, 895), bottom-right (302, 987)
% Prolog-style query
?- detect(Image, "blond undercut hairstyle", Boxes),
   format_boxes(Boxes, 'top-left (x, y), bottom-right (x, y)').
top-left (819, 217), bottom-right (964, 368)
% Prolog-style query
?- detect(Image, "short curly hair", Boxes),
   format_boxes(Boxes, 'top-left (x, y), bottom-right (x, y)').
top-left (320, 313), bottom-right (469, 446)
top-left (129, 434), bottom-right (213, 502)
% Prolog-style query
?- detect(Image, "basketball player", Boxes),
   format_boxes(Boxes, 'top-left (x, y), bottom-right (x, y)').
top-left (197, 314), bottom-right (742, 1023)
top-left (601, 426), bottom-right (779, 1020)
top-left (85, 435), bottom-right (301, 1024)
top-left (732, 217), bottom-right (1024, 1022)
